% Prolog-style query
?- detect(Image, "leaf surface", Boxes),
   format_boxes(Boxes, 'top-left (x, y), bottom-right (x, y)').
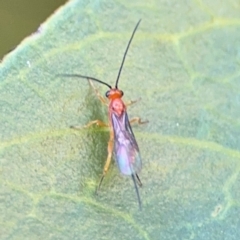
top-left (1, 0), bottom-right (240, 239)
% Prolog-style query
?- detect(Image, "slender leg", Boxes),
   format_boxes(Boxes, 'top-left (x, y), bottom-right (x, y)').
top-left (131, 174), bottom-right (142, 210)
top-left (71, 118), bottom-right (112, 193)
top-left (88, 80), bottom-right (108, 106)
top-left (96, 129), bottom-right (114, 194)
top-left (70, 120), bottom-right (108, 130)
top-left (136, 173), bottom-right (142, 187)
top-left (70, 118), bottom-right (112, 193)
top-left (125, 98), bottom-right (140, 107)
top-left (130, 117), bottom-right (149, 125)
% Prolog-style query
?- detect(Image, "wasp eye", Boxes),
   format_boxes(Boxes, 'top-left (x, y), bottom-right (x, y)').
top-left (105, 90), bottom-right (110, 97)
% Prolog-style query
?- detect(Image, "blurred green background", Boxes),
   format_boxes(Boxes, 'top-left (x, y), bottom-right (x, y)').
top-left (0, 0), bottom-right (67, 59)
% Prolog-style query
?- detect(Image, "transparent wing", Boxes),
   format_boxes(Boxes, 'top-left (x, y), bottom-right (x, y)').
top-left (111, 111), bottom-right (142, 175)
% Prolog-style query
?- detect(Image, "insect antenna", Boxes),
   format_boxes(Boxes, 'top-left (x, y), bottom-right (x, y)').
top-left (131, 174), bottom-right (142, 210)
top-left (57, 74), bottom-right (112, 89)
top-left (115, 19), bottom-right (141, 89)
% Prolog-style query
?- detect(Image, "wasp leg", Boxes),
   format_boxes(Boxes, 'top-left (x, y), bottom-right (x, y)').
top-left (135, 173), bottom-right (143, 187)
top-left (70, 120), bottom-right (108, 130)
top-left (125, 97), bottom-right (142, 107)
top-left (130, 117), bottom-right (149, 125)
top-left (88, 80), bottom-right (108, 106)
top-left (70, 119), bottom-right (111, 193)
top-left (96, 129), bottom-right (114, 194)
top-left (131, 174), bottom-right (142, 210)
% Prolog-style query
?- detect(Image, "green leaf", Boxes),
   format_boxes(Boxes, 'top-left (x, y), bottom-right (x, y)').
top-left (1, 0), bottom-right (240, 239)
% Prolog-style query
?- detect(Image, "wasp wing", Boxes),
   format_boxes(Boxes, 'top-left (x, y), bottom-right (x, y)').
top-left (111, 111), bottom-right (142, 175)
